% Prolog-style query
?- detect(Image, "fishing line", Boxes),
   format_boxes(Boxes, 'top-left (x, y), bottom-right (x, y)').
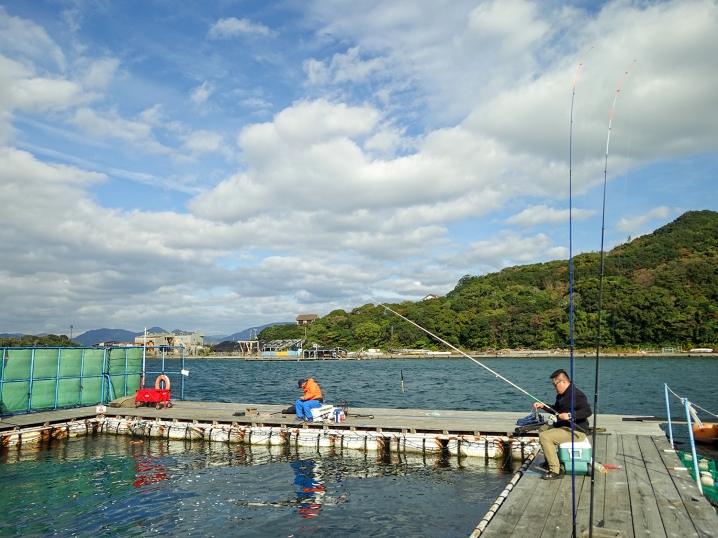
top-left (376, 302), bottom-right (556, 412)
top-left (589, 60), bottom-right (636, 538)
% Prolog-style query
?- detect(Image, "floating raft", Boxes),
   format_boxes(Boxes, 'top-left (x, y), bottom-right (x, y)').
top-left (1, 401), bottom-right (541, 460)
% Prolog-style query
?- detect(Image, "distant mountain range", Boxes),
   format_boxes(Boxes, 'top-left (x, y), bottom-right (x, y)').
top-left (204, 322), bottom-right (293, 344)
top-left (0, 333), bottom-right (25, 339)
top-left (72, 327), bottom-right (167, 345)
top-left (1, 322), bottom-right (295, 346)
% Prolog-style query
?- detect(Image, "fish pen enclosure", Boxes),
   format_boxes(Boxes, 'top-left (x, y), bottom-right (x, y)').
top-left (0, 347), bottom-right (143, 414)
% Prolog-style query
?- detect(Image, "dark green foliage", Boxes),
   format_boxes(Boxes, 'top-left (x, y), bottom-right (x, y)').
top-left (263, 211), bottom-right (718, 351)
top-left (0, 334), bottom-right (81, 347)
top-left (257, 323), bottom-right (304, 340)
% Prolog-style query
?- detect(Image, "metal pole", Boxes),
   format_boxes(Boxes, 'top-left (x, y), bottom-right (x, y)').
top-left (181, 345), bottom-right (185, 400)
top-left (28, 348), bottom-right (36, 412)
top-left (142, 327), bottom-right (147, 389)
top-left (684, 398), bottom-right (703, 494)
top-left (79, 348), bottom-right (86, 405)
top-left (0, 347), bottom-right (5, 407)
top-left (54, 347), bottom-right (62, 410)
top-left (664, 384), bottom-right (674, 448)
top-left (101, 348), bottom-right (107, 404)
top-left (123, 347), bottom-right (128, 396)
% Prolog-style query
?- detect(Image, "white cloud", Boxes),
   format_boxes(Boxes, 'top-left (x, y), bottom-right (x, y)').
top-left (81, 57), bottom-right (120, 89)
top-left (1, 1), bottom-right (717, 335)
top-left (459, 231), bottom-right (565, 271)
top-left (466, 0), bottom-right (549, 56)
top-left (190, 82), bottom-right (213, 105)
top-left (182, 130), bottom-right (223, 153)
top-left (505, 205), bottom-right (598, 228)
top-left (305, 47), bottom-right (387, 85)
top-left (241, 97), bottom-right (272, 109)
top-left (208, 17), bottom-right (271, 39)
top-left (0, 55), bottom-right (89, 113)
top-left (0, 6), bottom-right (66, 70)
top-left (616, 206), bottom-right (672, 235)
top-left (0, 53), bottom-right (92, 143)
top-left (61, 8), bottom-right (82, 33)
top-left (303, 58), bottom-right (331, 85)
top-left (72, 107), bottom-right (171, 155)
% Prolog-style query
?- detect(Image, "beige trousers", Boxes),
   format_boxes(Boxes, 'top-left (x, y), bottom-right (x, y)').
top-left (538, 425), bottom-right (586, 473)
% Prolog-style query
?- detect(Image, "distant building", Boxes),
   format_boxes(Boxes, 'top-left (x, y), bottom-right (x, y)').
top-left (134, 331), bottom-right (204, 354)
top-left (296, 314), bottom-right (319, 325)
top-left (422, 294), bottom-right (441, 301)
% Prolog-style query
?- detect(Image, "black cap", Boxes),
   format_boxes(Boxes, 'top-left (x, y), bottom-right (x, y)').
top-left (298, 378), bottom-right (307, 388)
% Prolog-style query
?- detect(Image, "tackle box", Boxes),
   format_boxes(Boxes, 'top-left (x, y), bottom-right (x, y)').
top-left (558, 439), bottom-right (592, 475)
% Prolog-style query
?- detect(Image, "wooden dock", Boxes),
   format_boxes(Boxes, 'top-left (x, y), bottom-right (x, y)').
top-left (477, 431), bottom-right (718, 538)
top-left (2, 403), bottom-right (717, 537)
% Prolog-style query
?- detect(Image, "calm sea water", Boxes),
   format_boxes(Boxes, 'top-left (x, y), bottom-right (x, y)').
top-left (170, 356), bottom-right (714, 418)
top-left (0, 435), bottom-right (514, 537)
top-left (1, 357), bottom-right (716, 536)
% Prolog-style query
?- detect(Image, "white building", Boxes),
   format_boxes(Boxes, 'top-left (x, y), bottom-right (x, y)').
top-left (135, 331), bottom-right (204, 354)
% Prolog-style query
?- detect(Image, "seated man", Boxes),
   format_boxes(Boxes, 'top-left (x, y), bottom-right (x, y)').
top-left (295, 378), bottom-right (323, 422)
top-left (533, 369), bottom-right (592, 480)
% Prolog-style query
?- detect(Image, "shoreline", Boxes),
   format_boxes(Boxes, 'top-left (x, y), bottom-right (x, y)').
top-left (184, 352), bottom-right (718, 360)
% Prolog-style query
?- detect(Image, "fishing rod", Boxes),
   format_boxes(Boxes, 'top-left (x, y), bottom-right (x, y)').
top-left (569, 47), bottom-right (591, 538)
top-left (588, 59), bottom-right (636, 538)
top-left (377, 302), bottom-right (592, 437)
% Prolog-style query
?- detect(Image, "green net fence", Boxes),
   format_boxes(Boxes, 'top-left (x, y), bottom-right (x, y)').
top-left (0, 347), bottom-right (143, 414)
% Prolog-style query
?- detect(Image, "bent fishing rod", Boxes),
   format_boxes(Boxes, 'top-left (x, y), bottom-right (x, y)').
top-left (589, 59), bottom-right (636, 538)
top-left (376, 302), bottom-right (588, 433)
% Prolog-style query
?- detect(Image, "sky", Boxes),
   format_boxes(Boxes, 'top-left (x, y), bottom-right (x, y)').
top-left (0, 0), bottom-right (717, 336)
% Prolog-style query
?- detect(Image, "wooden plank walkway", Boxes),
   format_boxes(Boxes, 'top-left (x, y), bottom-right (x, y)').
top-left (0, 403), bottom-right (665, 437)
top-left (480, 433), bottom-right (718, 538)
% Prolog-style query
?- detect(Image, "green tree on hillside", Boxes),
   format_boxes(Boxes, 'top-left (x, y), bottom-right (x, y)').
top-left (260, 211), bottom-right (718, 352)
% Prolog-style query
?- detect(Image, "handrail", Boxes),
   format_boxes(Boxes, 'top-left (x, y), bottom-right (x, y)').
top-left (664, 385), bottom-right (703, 494)
top-left (684, 397), bottom-right (703, 494)
top-left (664, 383), bottom-right (674, 448)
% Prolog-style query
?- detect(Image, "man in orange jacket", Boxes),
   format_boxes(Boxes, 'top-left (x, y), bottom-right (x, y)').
top-left (295, 378), bottom-right (323, 422)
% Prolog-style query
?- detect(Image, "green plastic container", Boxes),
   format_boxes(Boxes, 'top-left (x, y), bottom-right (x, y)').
top-left (558, 439), bottom-right (592, 475)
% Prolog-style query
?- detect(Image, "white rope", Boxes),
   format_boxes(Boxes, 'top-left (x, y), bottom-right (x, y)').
top-left (692, 402), bottom-right (718, 419)
top-left (665, 385), bottom-right (715, 427)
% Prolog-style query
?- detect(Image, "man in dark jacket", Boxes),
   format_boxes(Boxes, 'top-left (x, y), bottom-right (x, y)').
top-left (532, 369), bottom-right (592, 479)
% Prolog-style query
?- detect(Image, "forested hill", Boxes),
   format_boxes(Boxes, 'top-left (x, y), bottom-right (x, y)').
top-left (260, 210), bottom-right (718, 351)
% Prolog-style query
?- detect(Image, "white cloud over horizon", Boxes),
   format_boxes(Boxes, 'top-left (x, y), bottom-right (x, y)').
top-left (0, 0), bottom-right (716, 335)
top-left (207, 17), bottom-right (271, 39)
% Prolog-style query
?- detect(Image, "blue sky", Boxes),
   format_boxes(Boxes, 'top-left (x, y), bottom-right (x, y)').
top-left (0, 0), bottom-right (716, 336)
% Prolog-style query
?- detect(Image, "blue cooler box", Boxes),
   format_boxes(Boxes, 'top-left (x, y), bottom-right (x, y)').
top-left (558, 439), bottom-right (592, 475)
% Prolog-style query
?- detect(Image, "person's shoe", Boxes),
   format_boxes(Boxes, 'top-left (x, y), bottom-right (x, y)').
top-left (294, 417), bottom-right (305, 422)
top-left (541, 468), bottom-right (565, 480)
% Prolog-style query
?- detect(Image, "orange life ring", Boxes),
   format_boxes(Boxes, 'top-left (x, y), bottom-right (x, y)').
top-left (155, 374), bottom-right (170, 391)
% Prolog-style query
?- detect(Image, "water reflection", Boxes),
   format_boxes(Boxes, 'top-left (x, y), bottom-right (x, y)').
top-left (292, 460), bottom-right (325, 518)
top-left (1, 435), bottom-right (515, 537)
top-left (134, 454), bottom-right (169, 489)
